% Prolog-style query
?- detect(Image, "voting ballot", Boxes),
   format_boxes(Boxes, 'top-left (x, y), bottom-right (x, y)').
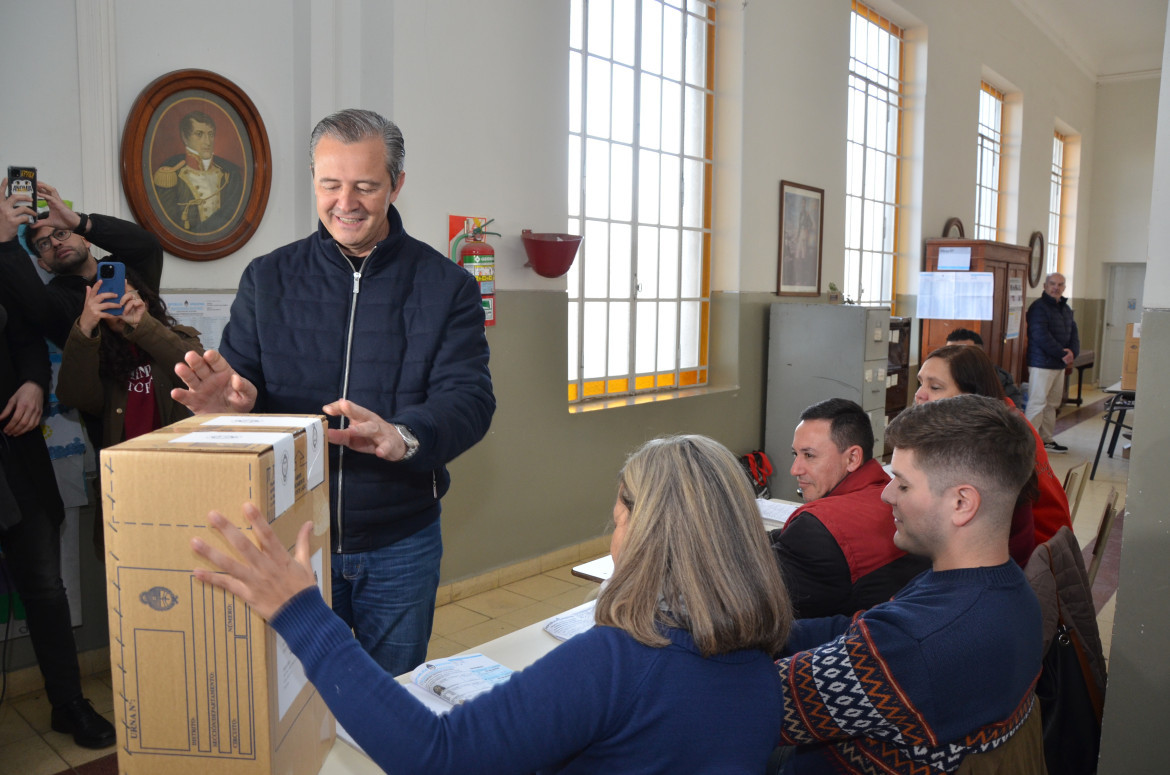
top-left (100, 415), bottom-right (333, 775)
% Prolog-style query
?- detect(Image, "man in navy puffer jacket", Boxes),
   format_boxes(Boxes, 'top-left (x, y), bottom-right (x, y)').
top-left (173, 109), bottom-right (495, 675)
top-left (1024, 272), bottom-right (1078, 453)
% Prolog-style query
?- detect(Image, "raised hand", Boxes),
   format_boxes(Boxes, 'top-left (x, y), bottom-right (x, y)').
top-left (190, 503), bottom-right (316, 621)
top-left (172, 349), bottom-right (258, 414)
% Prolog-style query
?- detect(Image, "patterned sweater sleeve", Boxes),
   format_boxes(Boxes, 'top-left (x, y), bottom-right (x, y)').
top-left (778, 605), bottom-right (1036, 773)
top-left (779, 617), bottom-right (930, 747)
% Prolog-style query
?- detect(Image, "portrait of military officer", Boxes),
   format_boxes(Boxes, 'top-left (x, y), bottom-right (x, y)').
top-left (152, 109), bottom-right (245, 235)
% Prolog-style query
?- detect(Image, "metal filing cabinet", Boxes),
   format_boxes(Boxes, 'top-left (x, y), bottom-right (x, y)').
top-left (764, 302), bottom-right (891, 502)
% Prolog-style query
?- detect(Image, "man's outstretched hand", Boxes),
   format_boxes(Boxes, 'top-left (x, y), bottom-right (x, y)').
top-left (172, 349), bottom-right (258, 415)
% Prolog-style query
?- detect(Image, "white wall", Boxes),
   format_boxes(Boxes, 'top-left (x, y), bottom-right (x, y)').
top-left (1089, 79), bottom-right (1160, 276)
top-left (10, 0), bottom-right (1104, 307)
top-left (729, 0), bottom-right (1098, 305)
top-left (8, 1), bottom-right (568, 294)
top-left (1147, 15), bottom-right (1170, 307)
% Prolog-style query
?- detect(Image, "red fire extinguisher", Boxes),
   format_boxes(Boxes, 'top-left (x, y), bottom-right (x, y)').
top-left (453, 218), bottom-right (500, 326)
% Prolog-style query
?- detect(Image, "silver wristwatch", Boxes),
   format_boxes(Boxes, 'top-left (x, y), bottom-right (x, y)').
top-left (393, 424), bottom-right (420, 461)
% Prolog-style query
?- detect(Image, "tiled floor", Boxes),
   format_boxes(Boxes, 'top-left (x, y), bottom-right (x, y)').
top-left (0, 387), bottom-right (1128, 772)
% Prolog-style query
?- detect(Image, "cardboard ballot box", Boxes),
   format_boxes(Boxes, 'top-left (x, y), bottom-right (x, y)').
top-left (1122, 322), bottom-right (1141, 391)
top-left (100, 415), bottom-right (333, 775)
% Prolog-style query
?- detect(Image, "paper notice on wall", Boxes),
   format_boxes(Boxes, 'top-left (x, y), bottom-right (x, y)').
top-left (1006, 276), bottom-right (1024, 339)
top-left (162, 292), bottom-right (235, 351)
top-left (275, 549), bottom-right (325, 720)
top-left (917, 272), bottom-right (994, 320)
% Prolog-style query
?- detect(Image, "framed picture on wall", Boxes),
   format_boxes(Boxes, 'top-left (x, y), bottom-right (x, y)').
top-left (120, 69), bottom-right (271, 261)
top-left (777, 180), bottom-right (824, 296)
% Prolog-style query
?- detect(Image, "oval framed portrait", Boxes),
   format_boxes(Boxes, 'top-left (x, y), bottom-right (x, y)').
top-left (120, 69), bottom-right (271, 261)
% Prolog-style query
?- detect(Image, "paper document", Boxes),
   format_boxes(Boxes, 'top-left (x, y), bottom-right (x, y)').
top-left (917, 271), bottom-right (994, 320)
top-left (543, 600), bottom-right (597, 641)
top-left (411, 654), bottom-right (514, 708)
top-left (759, 498), bottom-right (797, 531)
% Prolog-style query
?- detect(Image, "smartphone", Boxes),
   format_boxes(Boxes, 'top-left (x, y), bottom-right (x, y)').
top-left (7, 165), bottom-right (36, 208)
top-left (97, 261), bottom-right (126, 316)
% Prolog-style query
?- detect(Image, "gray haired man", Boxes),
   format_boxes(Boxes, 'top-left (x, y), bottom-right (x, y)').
top-left (173, 109), bottom-right (496, 675)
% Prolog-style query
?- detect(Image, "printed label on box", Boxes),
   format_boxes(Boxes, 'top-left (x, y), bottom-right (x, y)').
top-left (117, 567), bottom-right (257, 759)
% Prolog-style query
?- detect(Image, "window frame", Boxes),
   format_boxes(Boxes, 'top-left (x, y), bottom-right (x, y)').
top-left (844, 1), bottom-right (904, 309)
top-left (974, 81), bottom-right (1005, 241)
top-left (1048, 131), bottom-right (1066, 276)
top-left (566, 0), bottom-right (715, 406)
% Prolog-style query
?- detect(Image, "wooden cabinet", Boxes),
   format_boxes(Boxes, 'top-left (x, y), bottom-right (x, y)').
top-left (919, 239), bottom-right (1029, 384)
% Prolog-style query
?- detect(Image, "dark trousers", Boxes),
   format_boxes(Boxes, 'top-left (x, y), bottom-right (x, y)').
top-left (0, 430), bottom-right (83, 708)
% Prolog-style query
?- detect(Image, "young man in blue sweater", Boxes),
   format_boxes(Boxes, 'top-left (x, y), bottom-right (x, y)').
top-left (775, 394), bottom-right (1044, 773)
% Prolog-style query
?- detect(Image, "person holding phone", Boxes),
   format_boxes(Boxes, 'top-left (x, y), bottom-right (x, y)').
top-left (56, 266), bottom-right (202, 446)
top-left (0, 177), bottom-right (163, 350)
top-left (191, 435), bottom-right (793, 774)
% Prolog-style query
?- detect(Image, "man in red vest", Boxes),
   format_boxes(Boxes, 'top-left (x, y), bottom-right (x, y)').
top-left (769, 398), bottom-right (929, 618)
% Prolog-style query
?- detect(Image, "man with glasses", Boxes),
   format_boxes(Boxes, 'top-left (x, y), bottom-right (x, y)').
top-left (0, 178), bottom-right (162, 349)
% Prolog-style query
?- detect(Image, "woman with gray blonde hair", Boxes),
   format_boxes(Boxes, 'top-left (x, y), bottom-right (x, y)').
top-left (598, 434), bottom-right (794, 657)
top-left (191, 434), bottom-right (793, 774)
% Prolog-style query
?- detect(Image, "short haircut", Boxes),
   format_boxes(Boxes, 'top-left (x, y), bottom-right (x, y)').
top-left (309, 108), bottom-right (404, 190)
top-left (886, 395), bottom-right (1034, 519)
top-left (594, 435), bottom-right (793, 656)
top-left (798, 397), bottom-right (874, 463)
top-left (946, 327), bottom-right (983, 346)
top-left (925, 344), bottom-right (1004, 400)
top-left (180, 110), bottom-right (216, 141)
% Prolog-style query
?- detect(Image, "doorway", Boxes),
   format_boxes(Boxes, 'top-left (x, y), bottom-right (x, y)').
top-left (1099, 263), bottom-right (1146, 386)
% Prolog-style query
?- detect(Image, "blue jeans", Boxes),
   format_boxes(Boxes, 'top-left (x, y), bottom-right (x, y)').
top-left (330, 520), bottom-right (442, 676)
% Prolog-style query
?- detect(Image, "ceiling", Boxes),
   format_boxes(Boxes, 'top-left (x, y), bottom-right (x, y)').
top-left (1012, 0), bottom-right (1168, 80)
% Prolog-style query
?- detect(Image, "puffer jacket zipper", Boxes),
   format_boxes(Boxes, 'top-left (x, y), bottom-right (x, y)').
top-left (334, 248), bottom-right (369, 550)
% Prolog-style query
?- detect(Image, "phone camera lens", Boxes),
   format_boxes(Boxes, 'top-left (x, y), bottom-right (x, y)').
top-left (101, 266), bottom-right (113, 277)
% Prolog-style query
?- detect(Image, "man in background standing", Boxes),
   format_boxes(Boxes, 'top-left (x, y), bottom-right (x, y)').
top-left (1025, 273), bottom-right (1078, 453)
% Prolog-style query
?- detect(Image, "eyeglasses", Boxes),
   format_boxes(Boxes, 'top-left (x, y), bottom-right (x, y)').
top-left (33, 229), bottom-right (73, 254)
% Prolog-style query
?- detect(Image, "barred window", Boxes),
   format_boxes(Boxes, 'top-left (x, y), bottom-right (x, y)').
top-left (974, 82), bottom-right (1004, 240)
top-left (844, 1), bottom-right (903, 306)
top-left (567, 0), bottom-right (714, 404)
top-left (1048, 132), bottom-right (1066, 275)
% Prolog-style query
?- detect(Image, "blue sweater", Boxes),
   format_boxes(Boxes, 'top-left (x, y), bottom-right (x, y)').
top-left (272, 588), bottom-right (785, 774)
top-left (779, 562), bottom-right (1042, 773)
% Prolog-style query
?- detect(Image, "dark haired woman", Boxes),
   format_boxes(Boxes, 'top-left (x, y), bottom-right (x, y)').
top-left (57, 269), bottom-right (203, 445)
